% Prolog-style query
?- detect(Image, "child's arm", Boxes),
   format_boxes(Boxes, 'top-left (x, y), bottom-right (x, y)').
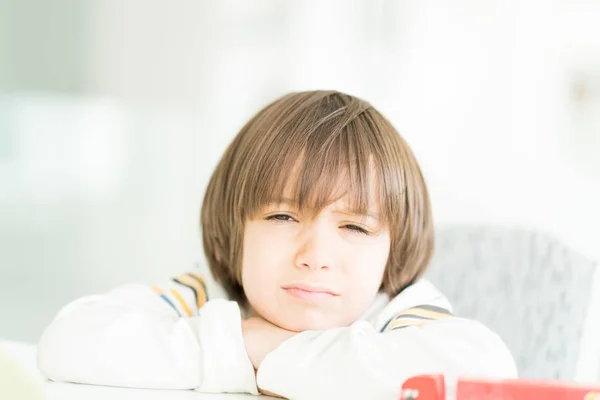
top-left (254, 317), bottom-right (517, 400)
top-left (37, 273), bottom-right (258, 394)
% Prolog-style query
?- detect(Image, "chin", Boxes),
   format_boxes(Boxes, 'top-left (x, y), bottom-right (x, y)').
top-left (272, 313), bottom-right (350, 332)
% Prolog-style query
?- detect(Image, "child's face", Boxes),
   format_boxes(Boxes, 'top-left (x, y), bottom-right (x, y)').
top-left (241, 182), bottom-right (390, 332)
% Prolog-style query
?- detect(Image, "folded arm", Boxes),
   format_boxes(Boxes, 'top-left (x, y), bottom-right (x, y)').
top-left (37, 274), bottom-right (257, 394)
top-left (256, 315), bottom-right (517, 400)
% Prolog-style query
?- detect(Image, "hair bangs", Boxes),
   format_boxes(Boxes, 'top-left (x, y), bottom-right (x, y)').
top-left (245, 106), bottom-right (393, 226)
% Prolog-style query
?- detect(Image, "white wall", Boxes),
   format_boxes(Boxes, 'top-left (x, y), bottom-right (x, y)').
top-left (1, 0), bottom-right (600, 342)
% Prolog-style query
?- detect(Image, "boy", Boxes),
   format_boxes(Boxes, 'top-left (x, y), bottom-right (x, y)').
top-left (37, 91), bottom-right (517, 399)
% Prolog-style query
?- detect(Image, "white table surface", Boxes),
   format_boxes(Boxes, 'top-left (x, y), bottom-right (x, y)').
top-left (1, 340), bottom-right (273, 400)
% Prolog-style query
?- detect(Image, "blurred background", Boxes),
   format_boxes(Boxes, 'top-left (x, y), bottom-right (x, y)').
top-left (1, 0), bottom-right (600, 343)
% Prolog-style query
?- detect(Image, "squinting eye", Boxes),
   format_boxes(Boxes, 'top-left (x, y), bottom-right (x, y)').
top-left (344, 224), bottom-right (369, 235)
top-left (266, 214), bottom-right (297, 223)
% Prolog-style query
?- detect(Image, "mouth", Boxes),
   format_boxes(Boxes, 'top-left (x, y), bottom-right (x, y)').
top-left (281, 282), bottom-right (340, 301)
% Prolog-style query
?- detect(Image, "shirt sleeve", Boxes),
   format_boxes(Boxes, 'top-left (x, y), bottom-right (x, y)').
top-left (37, 273), bottom-right (258, 394)
top-left (256, 316), bottom-right (518, 400)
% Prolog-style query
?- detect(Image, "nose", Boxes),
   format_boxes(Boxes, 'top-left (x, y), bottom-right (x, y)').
top-left (294, 223), bottom-right (336, 271)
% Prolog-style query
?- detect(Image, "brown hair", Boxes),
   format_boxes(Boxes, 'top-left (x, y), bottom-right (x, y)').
top-left (201, 90), bottom-right (433, 307)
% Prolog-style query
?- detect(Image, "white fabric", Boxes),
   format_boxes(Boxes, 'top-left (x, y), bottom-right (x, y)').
top-left (360, 279), bottom-right (453, 331)
top-left (37, 284), bottom-right (258, 394)
top-left (37, 279), bottom-right (517, 399)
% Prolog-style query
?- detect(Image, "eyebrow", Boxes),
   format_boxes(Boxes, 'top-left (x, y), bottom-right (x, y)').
top-left (331, 209), bottom-right (381, 223)
top-left (266, 197), bottom-right (381, 222)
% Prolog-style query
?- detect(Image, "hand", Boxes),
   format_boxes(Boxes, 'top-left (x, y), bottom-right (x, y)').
top-left (241, 316), bottom-right (297, 371)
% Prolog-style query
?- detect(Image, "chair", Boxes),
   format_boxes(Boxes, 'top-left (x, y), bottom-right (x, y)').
top-left (425, 225), bottom-right (600, 382)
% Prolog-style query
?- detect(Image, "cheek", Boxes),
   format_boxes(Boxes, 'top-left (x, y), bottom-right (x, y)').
top-left (352, 259), bottom-right (385, 292)
top-left (348, 240), bottom-right (389, 293)
top-left (241, 224), bottom-right (289, 301)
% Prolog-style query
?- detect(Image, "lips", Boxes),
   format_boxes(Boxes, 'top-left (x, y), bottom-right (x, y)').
top-left (281, 282), bottom-right (340, 301)
top-left (281, 282), bottom-right (339, 295)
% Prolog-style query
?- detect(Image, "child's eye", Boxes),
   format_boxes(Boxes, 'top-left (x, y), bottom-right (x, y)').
top-left (266, 214), bottom-right (297, 223)
top-left (343, 224), bottom-right (370, 235)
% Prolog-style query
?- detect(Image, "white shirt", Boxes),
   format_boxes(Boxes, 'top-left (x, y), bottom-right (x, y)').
top-left (37, 274), bottom-right (517, 400)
